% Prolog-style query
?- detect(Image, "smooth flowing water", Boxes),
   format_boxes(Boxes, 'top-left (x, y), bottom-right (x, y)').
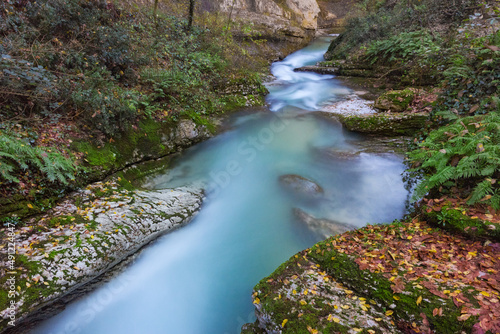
top-left (33, 37), bottom-right (408, 334)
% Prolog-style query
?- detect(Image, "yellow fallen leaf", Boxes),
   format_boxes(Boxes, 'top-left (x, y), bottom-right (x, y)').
top-left (386, 310), bottom-right (394, 316)
top-left (393, 295), bottom-right (400, 301)
top-left (480, 291), bottom-right (490, 297)
top-left (27, 203), bottom-right (34, 209)
top-left (253, 298), bottom-right (260, 304)
top-left (416, 296), bottom-right (422, 305)
top-left (375, 318), bottom-right (382, 322)
top-left (353, 328), bottom-right (362, 332)
top-left (300, 299), bottom-right (307, 306)
top-left (282, 319), bottom-right (288, 327)
top-left (457, 313), bottom-right (471, 321)
top-left (26, 282), bottom-right (31, 288)
top-left (332, 316), bottom-right (340, 323)
top-left (307, 326), bottom-right (318, 334)
top-left (368, 330), bottom-right (376, 334)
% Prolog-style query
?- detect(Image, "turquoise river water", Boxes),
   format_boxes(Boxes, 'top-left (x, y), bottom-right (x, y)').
top-left (32, 36), bottom-right (408, 334)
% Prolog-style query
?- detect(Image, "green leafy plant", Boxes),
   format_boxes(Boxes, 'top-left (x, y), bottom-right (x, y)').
top-left (407, 113), bottom-right (500, 209)
top-left (364, 30), bottom-right (441, 65)
top-left (435, 31), bottom-right (500, 120)
top-left (0, 132), bottom-right (80, 185)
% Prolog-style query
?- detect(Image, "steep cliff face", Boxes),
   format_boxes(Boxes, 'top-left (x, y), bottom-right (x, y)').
top-left (214, 0), bottom-right (321, 42)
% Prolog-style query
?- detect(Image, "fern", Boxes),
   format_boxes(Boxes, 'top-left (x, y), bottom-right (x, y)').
top-left (0, 132), bottom-right (81, 185)
top-left (408, 113), bottom-right (500, 208)
top-left (468, 179), bottom-right (494, 205)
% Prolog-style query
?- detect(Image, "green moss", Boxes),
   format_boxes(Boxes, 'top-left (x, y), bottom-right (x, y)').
top-left (48, 248), bottom-right (68, 260)
top-left (46, 214), bottom-right (85, 228)
top-left (338, 113), bottom-right (427, 136)
top-left (374, 88), bottom-right (417, 112)
top-left (424, 207), bottom-right (500, 241)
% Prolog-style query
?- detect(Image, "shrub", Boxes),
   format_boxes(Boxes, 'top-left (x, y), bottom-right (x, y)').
top-left (325, 0), bottom-right (483, 60)
top-left (0, 54), bottom-right (58, 117)
top-left (70, 70), bottom-right (139, 137)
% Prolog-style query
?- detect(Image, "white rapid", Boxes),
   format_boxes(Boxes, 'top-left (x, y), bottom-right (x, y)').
top-left (31, 36), bottom-right (408, 334)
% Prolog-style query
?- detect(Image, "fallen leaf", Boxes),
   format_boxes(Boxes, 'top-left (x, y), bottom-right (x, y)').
top-left (458, 313), bottom-right (471, 321)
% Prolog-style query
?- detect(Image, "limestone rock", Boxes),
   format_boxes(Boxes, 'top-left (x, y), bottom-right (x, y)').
top-left (293, 208), bottom-right (354, 238)
top-left (0, 181), bottom-right (204, 331)
top-left (279, 174), bottom-right (324, 196)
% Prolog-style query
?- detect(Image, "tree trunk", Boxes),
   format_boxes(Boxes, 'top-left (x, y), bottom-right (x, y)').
top-left (188, 0), bottom-right (195, 31)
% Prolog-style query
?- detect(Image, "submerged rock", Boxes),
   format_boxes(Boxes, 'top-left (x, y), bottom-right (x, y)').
top-left (278, 174), bottom-right (324, 196)
top-left (293, 208), bottom-right (354, 238)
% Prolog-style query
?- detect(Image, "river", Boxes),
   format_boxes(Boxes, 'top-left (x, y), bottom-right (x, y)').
top-left (32, 36), bottom-right (408, 334)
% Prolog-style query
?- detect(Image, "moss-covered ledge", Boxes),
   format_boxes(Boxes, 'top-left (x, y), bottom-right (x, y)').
top-left (243, 219), bottom-right (500, 333)
top-left (0, 179), bottom-right (204, 333)
top-left (0, 117), bottom-right (213, 221)
top-left (337, 112), bottom-right (428, 136)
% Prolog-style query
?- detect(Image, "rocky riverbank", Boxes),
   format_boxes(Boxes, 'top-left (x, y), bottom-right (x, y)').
top-left (0, 179), bottom-right (203, 332)
top-left (243, 217), bottom-right (500, 333)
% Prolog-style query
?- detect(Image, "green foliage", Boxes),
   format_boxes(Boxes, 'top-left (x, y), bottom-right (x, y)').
top-left (435, 31), bottom-right (500, 120)
top-left (407, 113), bottom-right (500, 209)
top-left (326, 0), bottom-right (482, 60)
top-left (70, 70), bottom-right (139, 136)
top-left (0, 131), bottom-right (81, 185)
top-left (1, 215), bottom-right (22, 227)
top-left (0, 54), bottom-right (58, 116)
top-left (0, 0), bottom-right (267, 210)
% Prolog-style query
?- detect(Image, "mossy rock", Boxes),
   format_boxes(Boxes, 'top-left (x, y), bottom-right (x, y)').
top-left (424, 206), bottom-right (500, 241)
top-left (337, 112), bottom-right (428, 136)
top-left (374, 88), bottom-right (419, 112)
top-left (246, 250), bottom-right (399, 333)
top-left (75, 118), bottom-right (212, 181)
top-left (308, 244), bottom-right (477, 334)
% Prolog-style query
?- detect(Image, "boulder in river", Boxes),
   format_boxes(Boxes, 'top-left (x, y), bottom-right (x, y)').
top-left (293, 208), bottom-right (354, 239)
top-left (278, 174), bottom-right (324, 196)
